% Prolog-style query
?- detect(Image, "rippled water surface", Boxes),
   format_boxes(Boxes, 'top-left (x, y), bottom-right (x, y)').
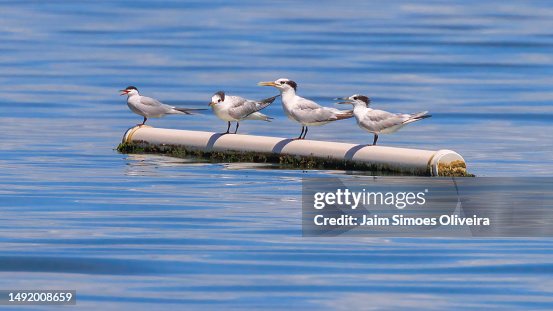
top-left (1, 1), bottom-right (553, 309)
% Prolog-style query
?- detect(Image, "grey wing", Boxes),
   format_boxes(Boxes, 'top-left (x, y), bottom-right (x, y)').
top-left (291, 98), bottom-right (341, 123)
top-left (140, 96), bottom-right (163, 107)
top-left (359, 110), bottom-right (408, 132)
top-left (227, 96), bottom-right (266, 119)
top-left (296, 97), bottom-right (323, 111)
top-left (140, 96), bottom-right (174, 114)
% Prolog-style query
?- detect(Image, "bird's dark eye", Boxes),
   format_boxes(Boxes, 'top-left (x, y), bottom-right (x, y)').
top-left (353, 97), bottom-right (357, 100)
top-left (280, 81), bottom-right (285, 84)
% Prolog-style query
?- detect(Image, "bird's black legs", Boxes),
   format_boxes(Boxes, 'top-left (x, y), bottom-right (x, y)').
top-left (295, 126), bottom-right (309, 139)
top-left (139, 116), bottom-right (147, 126)
top-left (296, 126), bottom-right (305, 139)
top-left (223, 122), bottom-right (240, 134)
top-left (372, 133), bottom-right (379, 145)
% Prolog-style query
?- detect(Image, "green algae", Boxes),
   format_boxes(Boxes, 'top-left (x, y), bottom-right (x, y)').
top-left (437, 160), bottom-right (475, 177)
top-left (117, 141), bottom-right (473, 177)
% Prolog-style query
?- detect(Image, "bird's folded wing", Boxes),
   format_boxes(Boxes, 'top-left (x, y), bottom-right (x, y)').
top-left (291, 106), bottom-right (339, 123)
top-left (227, 96), bottom-right (256, 119)
top-left (136, 96), bottom-right (174, 115)
top-left (363, 109), bottom-right (399, 121)
top-left (291, 98), bottom-right (340, 122)
top-left (250, 95), bottom-right (277, 113)
top-left (296, 98), bottom-right (323, 110)
top-left (228, 94), bottom-right (276, 119)
top-left (140, 96), bottom-right (164, 107)
top-left (360, 110), bottom-right (407, 131)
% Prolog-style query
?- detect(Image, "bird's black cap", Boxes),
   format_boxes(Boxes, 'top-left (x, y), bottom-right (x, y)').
top-left (357, 95), bottom-right (370, 104)
top-left (286, 80), bottom-right (297, 91)
top-left (351, 95), bottom-right (370, 105)
top-left (214, 91), bottom-right (225, 101)
top-left (125, 86), bottom-right (138, 91)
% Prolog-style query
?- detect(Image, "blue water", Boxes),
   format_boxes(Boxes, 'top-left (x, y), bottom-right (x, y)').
top-left (1, 0), bottom-right (553, 309)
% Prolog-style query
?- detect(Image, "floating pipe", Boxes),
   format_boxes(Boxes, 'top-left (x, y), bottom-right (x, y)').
top-left (118, 125), bottom-right (470, 176)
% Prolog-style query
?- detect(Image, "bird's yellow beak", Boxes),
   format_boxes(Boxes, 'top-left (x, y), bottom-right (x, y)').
top-left (334, 97), bottom-right (352, 104)
top-left (257, 81), bottom-right (277, 87)
top-left (208, 101), bottom-right (215, 107)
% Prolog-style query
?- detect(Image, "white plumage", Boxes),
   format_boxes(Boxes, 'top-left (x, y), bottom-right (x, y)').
top-left (121, 86), bottom-right (204, 125)
top-left (337, 94), bottom-right (431, 145)
top-left (258, 78), bottom-right (353, 139)
top-left (209, 91), bottom-right (278, 134)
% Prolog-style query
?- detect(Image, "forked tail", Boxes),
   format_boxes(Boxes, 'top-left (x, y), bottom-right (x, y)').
top-left (411, 111), bottom-right (431, 120)
top-left (403, 111), bottom-right (431, 124)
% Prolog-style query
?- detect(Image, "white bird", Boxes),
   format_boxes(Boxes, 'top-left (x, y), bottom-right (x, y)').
top-left (120, 86), bottom-right (205, 125)
top-left (258, 78), bottom-right (353, 139)
top-left (209, 91), bottom-right (278, 134)
top-left (336, 94), bottom-right (431, 145)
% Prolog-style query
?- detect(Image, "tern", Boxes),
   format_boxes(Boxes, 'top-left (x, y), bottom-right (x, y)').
top-left (258, 78), bottom-right (353, 139)
top-left (120, 86), bottom-right (205, 125)
top-left (336, 94), bottom-right (431, 145)
top-left (209, 91), bottom-right (279, 134)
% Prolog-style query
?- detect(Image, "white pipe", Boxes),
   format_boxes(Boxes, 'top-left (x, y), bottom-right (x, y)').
top-left (120, 125), bottom-right (468, 176)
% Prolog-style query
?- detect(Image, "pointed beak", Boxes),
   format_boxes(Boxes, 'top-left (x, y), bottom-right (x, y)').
top-left (257, 81), bottom-right (277, 87)
top-left (120, 90), bottom-right (129, 96)
top-left (208, 101), bottom-right (215, 107)
top-left (334, 97), bottom-right (352, 104)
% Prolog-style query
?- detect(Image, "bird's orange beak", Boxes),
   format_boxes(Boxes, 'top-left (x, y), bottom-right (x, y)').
top-left (120, 89), bottom-right (129, 96)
